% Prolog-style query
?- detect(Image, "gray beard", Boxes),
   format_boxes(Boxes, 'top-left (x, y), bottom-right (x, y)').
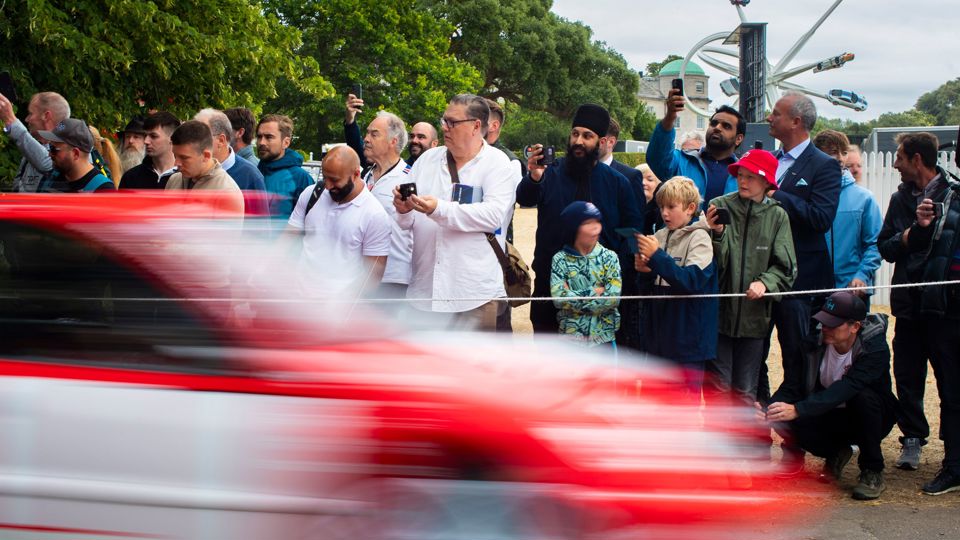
top-left (120, 147), bottom-right (145, 173)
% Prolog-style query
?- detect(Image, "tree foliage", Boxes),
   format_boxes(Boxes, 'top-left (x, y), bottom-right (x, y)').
top-left (262, 0), bottom-right (482, 156)
top-left (645, 54), bottom-right (683, 78)
top-left (499, 101), bottom-right (571, 152)
top-left (0, 0), bottom-right (312, 181)
top-left (915, 78), bottom-right (960, 126)
top-left (632, 103), bottom-right (658, 141)
top-left (425, 0), bottom-right (639, 134)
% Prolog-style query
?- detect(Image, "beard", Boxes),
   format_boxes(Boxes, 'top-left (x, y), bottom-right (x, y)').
top-left (565, 142), bottom-right (600, 201)
top-left (328, 180), bottom-right (356, 203)
top-left (407, 142), bottom-right (425, 161)
top-left (704, 130), bottom-right (735, 156)
top-left (120, 146), bottom-right (145, 173)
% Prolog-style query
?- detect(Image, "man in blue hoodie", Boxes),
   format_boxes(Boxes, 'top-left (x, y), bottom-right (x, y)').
top-left (815, 130), bottom-right (882, 310)
top-left (646, 87), bottom-right (745, 205)
top-left (256, 114), bottom-right (314, 220)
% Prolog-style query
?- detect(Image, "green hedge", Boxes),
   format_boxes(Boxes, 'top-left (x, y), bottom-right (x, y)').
top-left (512, 151), bottom-right (646, 168)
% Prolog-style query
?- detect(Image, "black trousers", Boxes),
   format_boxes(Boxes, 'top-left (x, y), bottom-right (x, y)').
top-left (926, 317), bottom-right (960, 473)
top-left (892, 317), bottom-right (931, 444)
top-left (775, 387), bottom-right (896, 472)
top-left (706, 335), bottom-right (766, 407)
top-left (759, 296), bottom-right (815, 404)
top-left (530, 281), bottom-right (560, 334)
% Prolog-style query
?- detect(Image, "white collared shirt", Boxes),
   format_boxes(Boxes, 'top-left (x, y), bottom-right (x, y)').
top-left (776, 137), bottom-right (811, 183)
top-left (396, 143), bottom-right (518, 312)
top-left (288, 186), bottom-right (392, 297)
top-left (221, 147), bottom-right (237, 172)
top-left (601, 154), bottom-right (614, 166)
top-left (363, 158), bottom-right (414, 285)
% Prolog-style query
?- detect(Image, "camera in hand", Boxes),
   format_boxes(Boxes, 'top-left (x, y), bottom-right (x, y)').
top-left (524, 145), bottom-right (556, 166)
top-left (715, 207), bottom-right (732, 225)
top-left (933, 202), bottom-right (944, 221)
top-left (671, 78), bottom-right (684, 97)
top-left (398, 182), bottom-right (417, 201)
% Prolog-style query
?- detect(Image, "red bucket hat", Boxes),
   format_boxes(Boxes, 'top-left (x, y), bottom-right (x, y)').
top-left (728, 149), bottom-right (779, 190)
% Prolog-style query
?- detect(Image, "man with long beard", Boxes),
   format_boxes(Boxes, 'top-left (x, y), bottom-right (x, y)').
top-left (517, 103), bottom-right (642, 335)
top-left (118, 116), bottom-right (148, 174)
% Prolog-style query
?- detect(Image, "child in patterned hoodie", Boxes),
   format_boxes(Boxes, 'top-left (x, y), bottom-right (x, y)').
top-left (550, 201), bottom-right (622, 347)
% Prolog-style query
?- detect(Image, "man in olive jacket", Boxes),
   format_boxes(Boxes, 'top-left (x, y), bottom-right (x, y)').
top-left (766, 292), bottom-right (898, 501)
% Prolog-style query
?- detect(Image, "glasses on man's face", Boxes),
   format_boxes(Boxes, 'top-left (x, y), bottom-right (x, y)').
top-left (440, 117), bottom-right (476, 130)
top-left (47, 144), bottom-right (65, 155)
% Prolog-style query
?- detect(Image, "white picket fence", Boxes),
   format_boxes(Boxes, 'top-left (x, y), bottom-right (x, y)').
top-left (860, 151), bottom-right (958, 306)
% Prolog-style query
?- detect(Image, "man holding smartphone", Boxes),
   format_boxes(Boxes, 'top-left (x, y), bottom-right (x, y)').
top-left (879, 132), bottom-right (960, 495)
top-left (646, 81), bottom-right (745, 207)
top-left (0, 91), bottom-right (70, 192)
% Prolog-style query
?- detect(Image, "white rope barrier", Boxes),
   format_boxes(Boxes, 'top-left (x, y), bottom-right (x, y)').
top-left (18, 279), bottom-right (960, 304)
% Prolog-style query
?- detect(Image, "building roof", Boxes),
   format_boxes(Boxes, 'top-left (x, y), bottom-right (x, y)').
top-left (660, 59), bottom-right (706, 77)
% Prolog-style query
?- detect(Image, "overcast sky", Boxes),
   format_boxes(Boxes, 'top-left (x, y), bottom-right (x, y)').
top-left (551, 0), bottom-right (959, 122)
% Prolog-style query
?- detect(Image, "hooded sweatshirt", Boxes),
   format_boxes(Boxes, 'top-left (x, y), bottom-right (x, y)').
top-left (825, 170), bottom-right (882, 291)
top-left (638, 221), bottom-right (718, 363)
top-left (550, 201), bottom-right (621, 345)
top-left (710, 192), bottom-right (797, 338)
top-left (257, 149), bottom-right (314, 219)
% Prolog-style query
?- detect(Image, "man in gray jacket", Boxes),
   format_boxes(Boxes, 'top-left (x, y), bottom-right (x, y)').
top-left (0, 91), bottom-right (70, 192)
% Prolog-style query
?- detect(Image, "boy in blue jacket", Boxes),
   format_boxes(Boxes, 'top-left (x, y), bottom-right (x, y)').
top-left (635, 177), bottom-right (718, 398)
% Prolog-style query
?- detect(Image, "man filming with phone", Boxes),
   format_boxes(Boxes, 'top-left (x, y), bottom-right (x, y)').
top-left (646, 79), bottom-right (745, 206)
top-left (0, 90), bottom-right (70, 192)
top-left (516, 103), bottom-right (642, 335)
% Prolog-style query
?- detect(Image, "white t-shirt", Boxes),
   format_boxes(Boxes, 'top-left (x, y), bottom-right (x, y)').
top-left (288, 185), bottom-right (391, 297)
top-left (820, 344), bottom-right (853, 389)
top-left (364, 159), bottom-right (414, 285)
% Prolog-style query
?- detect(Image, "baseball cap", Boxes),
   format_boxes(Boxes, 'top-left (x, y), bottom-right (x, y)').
top-left (39, 118), bottom-right (94, 153)
top-left (813, 292), bottom-right (867, 328)
top-left (728, 149), bottom-right (779, 190)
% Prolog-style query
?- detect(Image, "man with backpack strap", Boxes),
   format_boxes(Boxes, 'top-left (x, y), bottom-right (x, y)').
top-left (39, 119), bottom-right (114, 192)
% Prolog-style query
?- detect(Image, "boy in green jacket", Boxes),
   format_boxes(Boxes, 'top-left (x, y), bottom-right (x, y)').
top-left (702, 149), bottom-right (797, 407)
top-left (550, 201), bottom-right (622, 347)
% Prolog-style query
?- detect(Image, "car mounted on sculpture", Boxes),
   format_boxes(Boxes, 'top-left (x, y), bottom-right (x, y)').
top-left (0, 193), bottom-right (819, 539)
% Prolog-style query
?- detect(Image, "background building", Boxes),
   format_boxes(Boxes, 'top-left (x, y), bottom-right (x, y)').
top-left (638, 59), bottom-right (712, 134)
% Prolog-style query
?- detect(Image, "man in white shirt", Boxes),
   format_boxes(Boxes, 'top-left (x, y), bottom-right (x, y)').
top-left (392, 94), bottom-right (517, 331)
top-left (362, 111), bottom-right (414, 297)
top-left (287, 146), bottom-right (391, 298)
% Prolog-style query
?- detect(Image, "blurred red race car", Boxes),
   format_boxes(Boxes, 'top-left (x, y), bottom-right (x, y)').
top-left (0, 193), bottom-right (820, 539)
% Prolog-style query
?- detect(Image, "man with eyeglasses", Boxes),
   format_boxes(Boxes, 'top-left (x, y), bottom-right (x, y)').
top-left (517, 103), bottom-right (642, 335)
top-left (392, 94), bottom-right (518, 331)
top-left (0, 91), bottom-right (70, 192)
top-left (40, 118), bottom-right (115, 192)
top-left (646, 88), bottom-right (745, 206)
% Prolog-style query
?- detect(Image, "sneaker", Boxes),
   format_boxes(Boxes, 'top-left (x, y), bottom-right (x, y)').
top-left (852, 470), bottom-right (885, 500)
top-left (922, 468), bottom-right (960, 496)
top-left (820, 445), bottom-right (854, 483)
top-left (895, 438), bottom-right (922, 470)
top-left (776, 446), bottom-right (807, 478)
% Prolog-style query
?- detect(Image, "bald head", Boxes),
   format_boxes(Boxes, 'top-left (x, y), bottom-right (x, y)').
top-left (322, 146), bottom-right (362, 203)
top-left (408, 121), bottom-right (439, 162)
top-left (324, 145), bottom-right (361, 171)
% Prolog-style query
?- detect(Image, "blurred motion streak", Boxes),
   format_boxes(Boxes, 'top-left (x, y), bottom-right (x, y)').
top-left (0, 194), bottom-right (824, 539)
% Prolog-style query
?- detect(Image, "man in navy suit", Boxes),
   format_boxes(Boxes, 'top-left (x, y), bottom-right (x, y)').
top-left (598, 118), bottom-right (646, 352)
top-left (761, 92), bottom-right (842, 426)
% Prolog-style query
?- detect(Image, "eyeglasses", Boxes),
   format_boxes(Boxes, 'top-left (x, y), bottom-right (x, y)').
top-left (47, 144), bottom-right (65, 155)
top-left (439, 117), bottom-right (477, 130)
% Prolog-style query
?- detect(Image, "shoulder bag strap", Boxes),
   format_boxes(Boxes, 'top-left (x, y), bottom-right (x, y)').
top-left (448, 149), bottom-right (514, 276)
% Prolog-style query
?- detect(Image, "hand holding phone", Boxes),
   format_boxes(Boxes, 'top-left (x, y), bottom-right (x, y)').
top-left (398, 182), bottom-right (417, 201)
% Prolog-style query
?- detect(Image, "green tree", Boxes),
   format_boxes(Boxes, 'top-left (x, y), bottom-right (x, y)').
top-left (872, 109), bottom-right (937, 128)
top-left (645, 54), bottom-right (683, 78)
top-left (0, 0), bottom-right (312, 182)
top-left (499, 102), bottom-right (570, 152)
top-left (632, 102), bottom-right (658, 141)
top-left (425, 0), bottom-right (639, 135)
top-left (262, 0), bottom-right (482, 156)
top-left (916, 78), bottom-right (960, 126)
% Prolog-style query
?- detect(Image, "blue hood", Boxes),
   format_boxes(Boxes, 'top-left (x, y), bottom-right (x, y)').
top-left (258, 149), bottom-right (304, 174)
top-left (560, 201), bottom-right (604, 247)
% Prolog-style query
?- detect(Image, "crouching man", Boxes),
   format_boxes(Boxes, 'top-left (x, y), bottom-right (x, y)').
top-left (764, 291), bottom-right (899, 500)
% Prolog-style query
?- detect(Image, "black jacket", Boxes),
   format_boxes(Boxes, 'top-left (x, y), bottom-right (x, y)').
top-left (771, 143), bottom-right (842, 291)
top-left (906, 173), bottom-right (960, 318)
top-left (119, 156), bottom-right (176, 189)
top-left (771, 313), bottom-right (898, 419)
top-left (877, 168), bottom-right (951, 319)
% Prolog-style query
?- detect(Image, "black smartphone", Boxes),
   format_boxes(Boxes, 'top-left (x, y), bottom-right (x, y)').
top-left (398, 182), bottom-right (417, 201)
top-left (715, 207), bottom-right (732, 225)
top-left (754, 140), bottom-right (763, 150)
top-left (351, 83), bottom-right (363, 100)
top-left (933, 202), bottom-right (944, 221)
top-left (539, 145), bottom-right (556, 166)
top-left (671, 78), bottom-right (684, 97)
top-left (0, 71), bottom-right (17, 103)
